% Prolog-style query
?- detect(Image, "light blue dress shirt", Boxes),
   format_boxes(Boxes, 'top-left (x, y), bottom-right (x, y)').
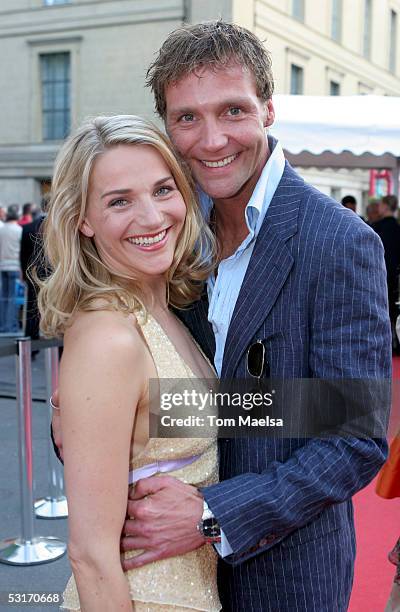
top-left (198, 136), bottom-right (285, 558)
top-left (198, 136), bottom-right (286, 377)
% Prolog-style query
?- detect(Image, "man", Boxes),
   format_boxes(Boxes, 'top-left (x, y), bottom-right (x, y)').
top-left (372, 196), bottom-right (400, 354)
top-left (18, 202), bottom-right (33, 226)
top-left (341, 194), bottom-right (366, 222)
top-left (367, 199), bottom-right (381, 224)
top-left (20, 212), bottom-right (46, 348)
top-left (53, 21), bottom-right (390, 612)
top-left (382, 194), bottom-right (399, 216)
top-left (341, 194), bottom-right (357, 212)
top-left (0, 204), bottom-right (23, 333)
top-left (118, 22), bottom-right (391, 610)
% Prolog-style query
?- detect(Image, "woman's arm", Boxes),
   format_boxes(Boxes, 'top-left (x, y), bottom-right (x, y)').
top-left (60, 311), bottom-right (147, 612)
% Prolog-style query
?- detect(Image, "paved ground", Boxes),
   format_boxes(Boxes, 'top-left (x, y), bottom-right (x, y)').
top-left (0, 338), bottom-right (70, 611)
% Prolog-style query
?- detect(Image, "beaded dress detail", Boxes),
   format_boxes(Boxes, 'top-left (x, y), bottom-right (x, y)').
top-left (61, 313), bottom-right (220, 612)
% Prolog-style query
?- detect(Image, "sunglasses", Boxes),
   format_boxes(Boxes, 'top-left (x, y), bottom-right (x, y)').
top-left (246, 340), bottom-right (268, 379)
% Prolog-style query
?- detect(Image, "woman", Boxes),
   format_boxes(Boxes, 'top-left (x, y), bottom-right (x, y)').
top-left (38, 115), bottom-right (220, 612)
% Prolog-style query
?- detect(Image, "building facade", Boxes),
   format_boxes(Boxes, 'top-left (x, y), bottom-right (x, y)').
top-left (250, 0), bottom-right (400, 209)
top-left (0, 0), bottom-right (399, 209)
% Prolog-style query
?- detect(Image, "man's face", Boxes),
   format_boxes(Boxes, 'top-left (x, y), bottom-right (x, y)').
top-left (378, 201), bottom-right (390, 217)
top-left (367, 204), bottom-right (381, 223)
top-left (165, 62), bottom-right (274, 206)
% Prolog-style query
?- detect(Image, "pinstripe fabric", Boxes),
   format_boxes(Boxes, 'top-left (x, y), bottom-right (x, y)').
top-left (178, 163), bottom-right (391, 611)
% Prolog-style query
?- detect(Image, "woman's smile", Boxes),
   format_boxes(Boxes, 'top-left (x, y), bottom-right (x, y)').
top-left (80, 144), bottom-right (186, 280)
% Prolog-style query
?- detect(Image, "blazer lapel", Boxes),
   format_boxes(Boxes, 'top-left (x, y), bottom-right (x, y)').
top-left (221, 163), bottom-right (304, 379)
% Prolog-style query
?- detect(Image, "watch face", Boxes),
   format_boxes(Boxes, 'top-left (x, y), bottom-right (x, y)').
top-left (203, 518), bottom-right (221, 539)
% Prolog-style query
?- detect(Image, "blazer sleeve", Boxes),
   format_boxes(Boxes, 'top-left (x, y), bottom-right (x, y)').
top-left (202, 221), bottom-right (391, 563)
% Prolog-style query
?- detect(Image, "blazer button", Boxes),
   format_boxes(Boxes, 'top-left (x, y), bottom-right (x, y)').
top-left (259, 535), bottom-right (276, 547)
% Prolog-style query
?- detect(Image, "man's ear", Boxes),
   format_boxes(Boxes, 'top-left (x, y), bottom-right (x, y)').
top-left (264, 99), bottom-right (275, 128)
top-left (80, 218), bottom-right (94, 238)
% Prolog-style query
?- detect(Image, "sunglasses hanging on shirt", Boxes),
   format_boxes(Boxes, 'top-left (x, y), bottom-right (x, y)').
top-left (246, 340), bottom-right (269, 379)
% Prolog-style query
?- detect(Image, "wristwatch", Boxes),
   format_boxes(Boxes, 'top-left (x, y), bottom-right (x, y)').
top-left (197, 500), bottom-right (221, 543)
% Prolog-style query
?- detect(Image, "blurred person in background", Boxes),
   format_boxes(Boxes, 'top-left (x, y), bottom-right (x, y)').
top-left (367, 200), bottom-right (382, 224)
top-left (341, 194), bottom-right (365, 221)
top-left (30, 203), bottom-right (42, 220)
top-left (372, 196), bottom-right (400, 353)
top-left (0, 205), bottom-right (23, 333)
top-left (20, 208), bottom-right (46, 352)
top-left (382, 194), bottom-right (399, 217)
top-left (0, 207), bottom-right (4, 295)
top-left (18, 202), bottom-right (33, 226)
top-left (0, 206), bottom-right (6, 227)
top-left (341, 194), bottom-right (357, 212)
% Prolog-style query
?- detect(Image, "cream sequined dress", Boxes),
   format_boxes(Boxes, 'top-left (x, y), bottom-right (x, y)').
top-left (61, 313), bottom-right (221, 612)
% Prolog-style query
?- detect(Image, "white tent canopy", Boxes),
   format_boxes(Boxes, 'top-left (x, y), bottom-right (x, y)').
top-left (270, 95), bottom-right (400, 194)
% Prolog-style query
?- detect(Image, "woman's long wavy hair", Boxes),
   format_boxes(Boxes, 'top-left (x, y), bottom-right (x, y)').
top-left (38, 115), bottom-right (215, 337)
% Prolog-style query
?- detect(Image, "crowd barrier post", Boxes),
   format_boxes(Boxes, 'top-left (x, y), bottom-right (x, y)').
top-left (35, 346), bottom-right (68, 519)
top-left (0, 337), bottom-right (66, 565)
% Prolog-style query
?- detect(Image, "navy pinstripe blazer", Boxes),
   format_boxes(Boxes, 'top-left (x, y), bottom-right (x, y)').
top-left (179, 162), bottom-right (391, 611)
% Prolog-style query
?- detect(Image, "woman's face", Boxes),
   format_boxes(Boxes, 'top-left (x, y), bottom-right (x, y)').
top-left (81, 144), bottom-right (187, 282)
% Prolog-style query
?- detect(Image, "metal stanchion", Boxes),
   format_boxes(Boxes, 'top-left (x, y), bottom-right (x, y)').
top-left (35, 346), bottom-right (68, 519)
top-left (0, 338), bottom-right (66, 565)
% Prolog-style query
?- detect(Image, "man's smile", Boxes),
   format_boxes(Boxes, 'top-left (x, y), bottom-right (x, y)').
top-left (201, 154), bottom-right (238, 168)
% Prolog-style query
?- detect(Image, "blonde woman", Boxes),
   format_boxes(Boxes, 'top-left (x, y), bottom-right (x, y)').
top-left (38, 115), bottom-right (220, 612)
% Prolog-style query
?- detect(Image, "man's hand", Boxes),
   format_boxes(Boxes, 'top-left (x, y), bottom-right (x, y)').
top-left (121, 475), bottom-right (205, 570)
top-left (51, 388), bottom-right (63, 462)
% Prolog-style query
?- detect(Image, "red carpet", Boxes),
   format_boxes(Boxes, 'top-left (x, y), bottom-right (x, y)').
top-left (349, 356), bottom-right (400, 611)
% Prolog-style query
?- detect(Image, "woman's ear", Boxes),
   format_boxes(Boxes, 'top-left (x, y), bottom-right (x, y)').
top-left (80, 218), bottom-right (95, 238)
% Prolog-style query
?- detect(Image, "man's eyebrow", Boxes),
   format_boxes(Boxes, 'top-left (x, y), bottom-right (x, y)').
top-left (168, 98), bottom-right (252, 117)
top-left (168, 107), bottom-right (193, 118)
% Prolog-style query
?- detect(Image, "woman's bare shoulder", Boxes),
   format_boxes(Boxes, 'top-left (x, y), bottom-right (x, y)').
top-left (63, 309), bottom-right (145, 359)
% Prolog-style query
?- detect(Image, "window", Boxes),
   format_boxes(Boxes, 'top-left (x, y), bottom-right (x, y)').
top-left (363, 0), bottom-right (372, 59)
top-left (44, 0), bottom-right (71, 5)
top-left (330, 80), bottom-right (340, 96)
top-left (292, 0), bottom-right (305, 22)
top-left (290, 64), bottom-right (304, 94)
top-left (390, 9), bottom-right (397, 73)
top-left (331, 0), bottom-right (342, 41)
top-left (40, 53), bottom-right (70, 141)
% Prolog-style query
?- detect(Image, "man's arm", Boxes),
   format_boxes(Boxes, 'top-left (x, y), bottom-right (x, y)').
top-left (200, 221), bottom-right (391, 562)
top-left (122, 221), bottom-right (391, 569)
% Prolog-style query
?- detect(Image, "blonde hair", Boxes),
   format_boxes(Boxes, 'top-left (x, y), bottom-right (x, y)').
top-left (38, 115), bottom-right (215, 337)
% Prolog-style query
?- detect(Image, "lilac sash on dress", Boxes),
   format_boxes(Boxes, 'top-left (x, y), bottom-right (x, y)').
top-left (128, 454), bottom-right (201, 485)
